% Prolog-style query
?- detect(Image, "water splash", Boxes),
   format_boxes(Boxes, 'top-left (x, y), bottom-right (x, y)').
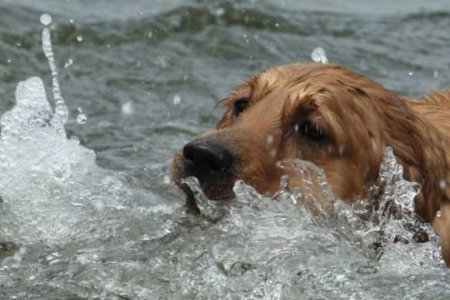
top-left (76, 107), bottom-right (87, 124)
top-left (181, 147), bottom-right (442, 270)
top-left (359, 148), bottom-right (442, 268)
top-left (173, 94), bottom-right (181, 105)
top-left (121, 101), bottom-right (134, 115)
top-left (39, 14), bottom-right (52, 26)
top-left (311, 47), bottom-right (329, 64)
top-left (0, 15), bottom-right (172, 246)
top-left (41, 14), bottom-right (69, 132)
top-left (64, 58), bottom-right (74, 69)
top-left (182, 177), bottom-right (228, 222)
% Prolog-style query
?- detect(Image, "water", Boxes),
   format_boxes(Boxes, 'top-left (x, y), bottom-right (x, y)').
top-left (1, 1), bottom-right (450, 298)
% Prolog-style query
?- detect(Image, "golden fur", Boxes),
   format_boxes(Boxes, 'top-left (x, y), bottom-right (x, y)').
top-left (171, 63), bottom-right (450, 266)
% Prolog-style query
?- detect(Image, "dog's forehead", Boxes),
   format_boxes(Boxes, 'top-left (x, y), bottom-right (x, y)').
top-left (254, 65), bottom-right (346, 101)
top-left (231, 63), bottom-right (388, 121)
top-left (255, 63), bottom-right (356, 92)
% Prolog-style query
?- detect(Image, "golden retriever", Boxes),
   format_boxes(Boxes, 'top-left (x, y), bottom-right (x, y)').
top-left (171, 63), bottom-right (450, 266)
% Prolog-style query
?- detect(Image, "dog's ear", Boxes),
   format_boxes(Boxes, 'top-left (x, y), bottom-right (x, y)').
top-left (380, 95), bottom-right (450, 222)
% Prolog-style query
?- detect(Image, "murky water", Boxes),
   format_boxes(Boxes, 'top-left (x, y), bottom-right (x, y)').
top-left (1, 1), bottom-right (450, 299)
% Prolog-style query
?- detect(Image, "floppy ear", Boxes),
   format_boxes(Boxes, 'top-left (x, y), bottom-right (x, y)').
top-left (379, 94), bottom-right (450, 223)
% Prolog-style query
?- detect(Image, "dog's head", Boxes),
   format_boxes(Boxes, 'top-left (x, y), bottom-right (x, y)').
top-left (171, 63), bottom-right (449, 221)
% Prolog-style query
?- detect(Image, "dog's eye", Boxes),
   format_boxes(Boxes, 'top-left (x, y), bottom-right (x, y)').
top-left (232, 99), bottom-right (249, 118)
top-left (297, 121), bottom-right (327, 142)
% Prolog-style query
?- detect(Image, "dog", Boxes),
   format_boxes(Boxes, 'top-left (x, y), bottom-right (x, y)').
top-left (171, 63), bottom-right (450, 266)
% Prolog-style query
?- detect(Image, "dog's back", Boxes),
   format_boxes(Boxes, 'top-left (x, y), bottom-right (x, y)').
top-left (408, 90), bottom-right (450, 135)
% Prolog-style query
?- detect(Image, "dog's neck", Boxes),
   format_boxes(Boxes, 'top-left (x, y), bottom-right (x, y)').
top-left (388, 94), bottom-right (450, 222)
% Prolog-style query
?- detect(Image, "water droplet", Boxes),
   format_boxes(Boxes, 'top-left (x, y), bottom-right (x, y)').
top-left (40, 13), bottom-right (52, 26)
top-left (148, 31), bottom-right (153, 39)
top-left (76, 35), bottom-right (83, 42)
top-left (94, 200), bottom-right (105, 211)
top-left (163, 175), bottom-right (171, 184)
top-left (156, 56), bottom-right (167, 68)
top-left (121, 101), bottom-right (134, 115)
top-left (270, 149), bottom-right (277, 157)
top-left (64, 58), bottom-right (73, 69)
top-left (433, 70), bottom-right (439, 78)
top-left (69, 19), bottom-right (74, 24)
top-left (215, 7), bottom-right (225, 17)
top-left (274, 22), bottom-right (280, 28)
top-left (335, 274), bottom-right (346, 281)
top-left (6, 58), bottom-right (12, 64)
top-left (311, 47), bottom-right (328, 64)
top-left (16, 42), bottom-right (22, 47)
top-left (106, 44), bottom-right (111, 48)
top-left (76, 108), bottom-right (87, 124)
top-left (408, 71), bottom-right (414, 76)
top-left (69, 136), bottom-right (80, 144)
top-left (173, 94), bottom-right (181, 105)
top-left (439, 179), bottom-right (447, 190)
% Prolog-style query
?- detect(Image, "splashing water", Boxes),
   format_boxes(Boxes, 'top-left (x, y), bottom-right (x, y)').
top-left (311, 47), bottom-right (329, 64)
top-left (157, 148), bottom-right (445, 299)
top-left (0, 16), bottom-right (172, 246)
top-left (76, 107), bottom-right (87, 124)
top-left (41, 16), bottom-right (68, 131)
top-left (0, 18), bottom-right (179, 297)
top-left (173, 94), bottom-right (181, 105)
top-left (64, 58), bottom-right (74, 69)
top-left (121, 101), bottom-right (134, 115)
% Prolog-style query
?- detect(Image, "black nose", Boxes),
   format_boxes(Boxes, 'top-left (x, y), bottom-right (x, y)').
top-left (183, 140), bottom-right (234, 178)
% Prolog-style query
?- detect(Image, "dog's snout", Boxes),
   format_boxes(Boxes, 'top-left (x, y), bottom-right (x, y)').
top-left (183, 140), bottom-right (234, 177)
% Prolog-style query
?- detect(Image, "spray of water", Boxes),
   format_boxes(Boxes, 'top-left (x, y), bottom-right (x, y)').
top-left (40, 14), bottom-right (68, 132)
top-left (311, 47), bottom-right (329, 64)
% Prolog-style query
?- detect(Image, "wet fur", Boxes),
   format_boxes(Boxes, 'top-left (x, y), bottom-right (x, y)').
top-left (171, 63), bottom-right (450, 266)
